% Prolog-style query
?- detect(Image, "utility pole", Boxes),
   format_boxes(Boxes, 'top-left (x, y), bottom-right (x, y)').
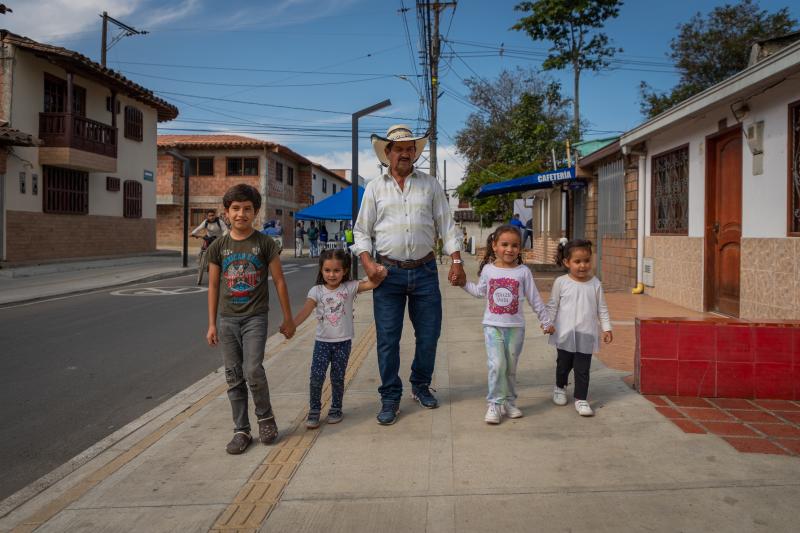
top-left (100, 11), bottom-right (148, 68)
top-left (420, 1), bottom-right (456, 180)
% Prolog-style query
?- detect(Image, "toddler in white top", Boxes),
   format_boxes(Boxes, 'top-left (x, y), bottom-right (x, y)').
top-left (457, 224), bottom-right (553, 424)
top-left (546, 239), bottom-right (613, 417)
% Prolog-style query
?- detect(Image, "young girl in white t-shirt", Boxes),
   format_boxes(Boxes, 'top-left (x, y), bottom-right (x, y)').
top-left (547, 239), bottom-right (613, 417)
top-left (457, 224), bottom-right (553, 424)
top-left (294, 248), bottom-right (383, 428)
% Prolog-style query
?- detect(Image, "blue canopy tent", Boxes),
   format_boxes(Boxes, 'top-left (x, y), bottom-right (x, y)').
top-left (295, 186), bottom-right (365, 221)
top-left (474, 167), bottom-right (577, 198)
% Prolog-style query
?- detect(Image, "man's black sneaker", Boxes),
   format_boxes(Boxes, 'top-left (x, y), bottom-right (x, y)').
top-left (376, 402), bottom-right (400, 425)
top-left (412, 386), bottom-right (439, 409)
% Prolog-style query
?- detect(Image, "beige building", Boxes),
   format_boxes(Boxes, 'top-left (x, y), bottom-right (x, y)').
top-left (0, 30), bottom-right (178, 263)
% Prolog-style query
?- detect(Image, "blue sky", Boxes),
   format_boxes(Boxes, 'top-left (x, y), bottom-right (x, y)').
top-left (6, 0), bottom-right (799, 184)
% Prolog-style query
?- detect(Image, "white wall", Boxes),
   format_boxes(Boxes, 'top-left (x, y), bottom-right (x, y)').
top-left (642, 77), bottom-right (799, 240)
top-left (5, 47), bottom-right (160, 219)
top-left (311, 167), bottom-right (349, 204)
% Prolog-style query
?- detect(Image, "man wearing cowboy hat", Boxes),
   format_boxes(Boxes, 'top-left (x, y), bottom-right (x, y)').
top-left (353, 124), bottom-right (465, 425)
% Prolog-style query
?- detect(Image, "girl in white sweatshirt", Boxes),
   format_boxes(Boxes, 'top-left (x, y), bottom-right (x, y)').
top-left (458, 224), bottom-right (553, 424)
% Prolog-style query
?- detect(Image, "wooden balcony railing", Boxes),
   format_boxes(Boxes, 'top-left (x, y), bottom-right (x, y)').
top-left (39, 113), bottom-right (117, 158)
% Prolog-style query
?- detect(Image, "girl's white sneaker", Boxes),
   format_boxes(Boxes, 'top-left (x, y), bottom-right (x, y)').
top-left (553, 386), bottom-right (568, 406)
top-left (503, 401), bottom-right (523, 419)
top-left (484, 403), bottom-right (501, 424)
top-left (574, 400), bottom-right (594, 417)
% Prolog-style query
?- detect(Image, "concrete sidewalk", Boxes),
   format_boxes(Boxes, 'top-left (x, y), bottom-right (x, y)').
top-left (1, 256), bottom-right (799, 532)
top-left (0, 253), bottom-right (196, 306)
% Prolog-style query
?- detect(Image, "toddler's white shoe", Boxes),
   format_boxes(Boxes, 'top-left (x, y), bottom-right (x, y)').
top-left (484, 403), bottom-right (501, 424)
top-left (553, 386), bottom-right (568, 406)
top-left (503, 401), bottom-right (523, 419)
top-left (574, 400), bottom-right (594, 417)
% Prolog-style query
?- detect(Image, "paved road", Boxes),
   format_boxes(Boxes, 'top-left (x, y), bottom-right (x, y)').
top-left (0, 257), bottom-right (319, 501)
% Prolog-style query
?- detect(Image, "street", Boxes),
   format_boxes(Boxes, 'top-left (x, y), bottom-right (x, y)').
top-left (0, 257), bottom-right (319, 501)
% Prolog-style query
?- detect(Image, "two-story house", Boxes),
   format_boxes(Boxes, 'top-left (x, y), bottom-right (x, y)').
top-left (0, 31), bottom-right (178, 263)
top-left (155, 135), bottom-right (312, 248)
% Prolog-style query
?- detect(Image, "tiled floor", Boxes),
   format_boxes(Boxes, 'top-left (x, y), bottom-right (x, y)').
top-left (645, 395), bottom-right (800, 456)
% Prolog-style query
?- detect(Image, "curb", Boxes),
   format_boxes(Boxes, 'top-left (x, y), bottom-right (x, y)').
top-left (0, 268), bottom-right (198, 308)
top-left (0, 326), bottom-right (302, 523)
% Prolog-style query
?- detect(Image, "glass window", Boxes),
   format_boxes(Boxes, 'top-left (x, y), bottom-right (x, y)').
top-left (651, 146), bottom-right (689, 235)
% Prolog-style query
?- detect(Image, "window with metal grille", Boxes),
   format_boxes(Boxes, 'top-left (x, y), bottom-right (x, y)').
top-left (43, 166), bottom-right (88, 215)
top-left (790, 100), bottom-right (800, 236)
top-left (598, 158), bottom-right (625, 237)
top-left (275, 162), bottom-right (284, 182)
top-left (322, 178), bottom-right (327, 193)
top-left (227, 157), bottom-right (258, 176)
top-left (287, 166), bottom-right (294, 186)
top-left (190, 157), bottom-right (214, 176)
top-left (123, 180), bottom-right (142, 218)
top-left (124, 106), bottom-right (143, 141)
top-left (651, 145), bottom-right (689, 235)
top-left (106, 176), bottom-right (120, 191)
top-left (276, 208), bottom-right (283, 215)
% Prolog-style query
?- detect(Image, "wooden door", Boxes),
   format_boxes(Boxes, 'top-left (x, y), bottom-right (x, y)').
top-left (705, 127), bottom-right (742, 316)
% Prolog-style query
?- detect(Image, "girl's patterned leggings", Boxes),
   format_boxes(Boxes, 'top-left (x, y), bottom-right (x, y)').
top-left (309, 339), bottom-right (352, 413)
top-left (483, 326), bottom-right (525, 404)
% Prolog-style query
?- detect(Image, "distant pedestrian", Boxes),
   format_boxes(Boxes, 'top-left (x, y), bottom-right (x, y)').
top-left (524, 218), bottom-right (533, 249)
top-left (205, 184), bottom-right (296, 455)
top-left (307, 221), bottom-right (320, 257)
top-left (455, 225), bottom-right (552, 424)
top-left (319, 223), bottom-right (328, 245)
top-left (547, 239), bottom-right (613, 417)
top-left (295, 222), bottom-right (305, 257)
top-left (293, 249), bottom-right (383, 428)
top-left (510, 213), bottom-right (525, 238)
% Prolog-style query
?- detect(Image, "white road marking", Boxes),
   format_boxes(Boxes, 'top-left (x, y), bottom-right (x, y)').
top-left (110, 287), bottom-right (208, 296)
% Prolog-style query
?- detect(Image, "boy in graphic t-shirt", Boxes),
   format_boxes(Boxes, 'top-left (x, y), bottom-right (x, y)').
top-left (206, 184), bottom-right (296, 455)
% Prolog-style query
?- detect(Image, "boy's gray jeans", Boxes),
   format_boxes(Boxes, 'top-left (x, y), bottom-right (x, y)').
top-left (220, 314), bottom-right (273, 433)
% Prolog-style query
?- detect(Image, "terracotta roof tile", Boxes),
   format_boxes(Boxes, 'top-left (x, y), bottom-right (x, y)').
top-left (1, 30), bottom-right (178, 122)
top-left (0, 125), bottom-right (40, 146)
top-left (157, 134), bottom-right (312, 165)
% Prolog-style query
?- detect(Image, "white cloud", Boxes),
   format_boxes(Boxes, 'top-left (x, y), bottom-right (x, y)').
top-left (222, 0), bottom-right (359, 29)
top-left (6, 0), bottom-right (140, 42)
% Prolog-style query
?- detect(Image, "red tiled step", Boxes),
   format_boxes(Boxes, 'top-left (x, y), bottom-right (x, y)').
top-left (727, 409), bottom-right (782, 423)
top-left (670, 418), bottom-right (706, 434)
top-left (750, 423), bottom-right (800, 438)
top-left (667, 396), bottom-right (713, 408)
top-left (774, 438), bottom-right (800, 455)
top-left (709, 398), bottom-right (758, 410)
top-left (754, 400), bottom-right (800, 412)
top-left (682, 407), bottom-right (734, 422)
top-left (655, 406), bottom-right (685, 419)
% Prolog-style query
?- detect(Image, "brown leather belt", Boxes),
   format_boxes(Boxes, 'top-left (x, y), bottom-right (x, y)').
top-left (377, 252), bottom-right (435, 269)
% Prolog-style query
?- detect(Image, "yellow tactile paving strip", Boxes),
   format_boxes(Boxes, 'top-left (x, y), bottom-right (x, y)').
top-left (10, 382), bottom-right (228, 533)
top-left (210, 324), bottom-right (377, 533)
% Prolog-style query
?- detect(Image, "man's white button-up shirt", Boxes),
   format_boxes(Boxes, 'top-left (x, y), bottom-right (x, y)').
top-left (352, 169), bottom-right (461, 261)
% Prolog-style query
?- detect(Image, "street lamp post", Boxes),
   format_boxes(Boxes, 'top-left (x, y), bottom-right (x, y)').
top-left (351, 98), bottom-right (391, 278)
top-left (166, 149), bottom-right (191, 268)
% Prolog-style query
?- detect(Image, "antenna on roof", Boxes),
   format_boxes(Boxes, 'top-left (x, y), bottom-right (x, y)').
top-left (100, 11), bottom-right (148, 68)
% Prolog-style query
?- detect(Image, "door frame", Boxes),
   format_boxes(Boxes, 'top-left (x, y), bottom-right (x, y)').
top-left (703, 124), bottom-right (743, 315)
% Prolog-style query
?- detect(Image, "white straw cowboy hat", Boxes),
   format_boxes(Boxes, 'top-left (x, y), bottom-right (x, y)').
top-left (371, 124), bottom-right (429, 167)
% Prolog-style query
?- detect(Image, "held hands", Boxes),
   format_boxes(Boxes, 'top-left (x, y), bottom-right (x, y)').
top-left (206, 325), bottom-right (218, 346)
top-left (542, 324), bottom-right (555, 335)
top-left (603, 331), bottom-right (613, 344)
top-left (364, 260), bottom-right (388, 285)
top-left (448, 262), bottom-right (466, 286)
top-left (280, 319), bottom-right (296, 339)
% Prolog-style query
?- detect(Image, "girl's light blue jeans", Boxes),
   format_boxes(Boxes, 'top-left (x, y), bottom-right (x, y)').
top-left (483, 325), bottom-right (525, 404)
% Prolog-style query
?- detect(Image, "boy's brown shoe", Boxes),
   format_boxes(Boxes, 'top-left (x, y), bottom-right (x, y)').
top-left (226, 431), bottom-right (252, 455)
top-left (258, 416), bottom-right (279, 444)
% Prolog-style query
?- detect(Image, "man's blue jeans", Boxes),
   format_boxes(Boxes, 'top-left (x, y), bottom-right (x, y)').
top-left (373, 259), bottom-right (442, 403)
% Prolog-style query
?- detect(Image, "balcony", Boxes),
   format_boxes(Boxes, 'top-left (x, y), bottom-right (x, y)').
top-left (38, 113), bottom-right (117, 172)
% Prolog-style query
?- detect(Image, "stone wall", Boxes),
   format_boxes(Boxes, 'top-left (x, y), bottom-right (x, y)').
top-left (644, 236), bottom-right (704, 311)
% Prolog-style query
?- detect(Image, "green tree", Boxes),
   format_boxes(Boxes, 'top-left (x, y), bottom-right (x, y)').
top-left (512, 0), bottom-right (623, 137)
top-left (640, 0), bottom-right (796, 118)
top-left (455, 161), bottom-right (542, 227)
top-left (454, 67), bottom-right (570, 176)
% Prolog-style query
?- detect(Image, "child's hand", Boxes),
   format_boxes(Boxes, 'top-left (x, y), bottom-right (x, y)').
top-left (280, 319), bottom-right (296, 339)
top-left (206, 325), bottom-right (218, 346)
top-left (603, 330), bottom-right (613, 344)
top-left (542, 324), bottom-right (555, 334)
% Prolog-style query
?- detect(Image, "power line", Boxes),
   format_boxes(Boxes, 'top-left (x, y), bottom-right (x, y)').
top-left (119, 70), bottom-right (394, 88)
top-left (111, 60), bottom-right (420, 77)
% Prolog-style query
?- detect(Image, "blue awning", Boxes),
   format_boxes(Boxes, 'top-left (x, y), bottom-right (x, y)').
top-left (474, 167), bottom-right (577, 198)
top-left (295, 186), bottom-right (364, 221)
